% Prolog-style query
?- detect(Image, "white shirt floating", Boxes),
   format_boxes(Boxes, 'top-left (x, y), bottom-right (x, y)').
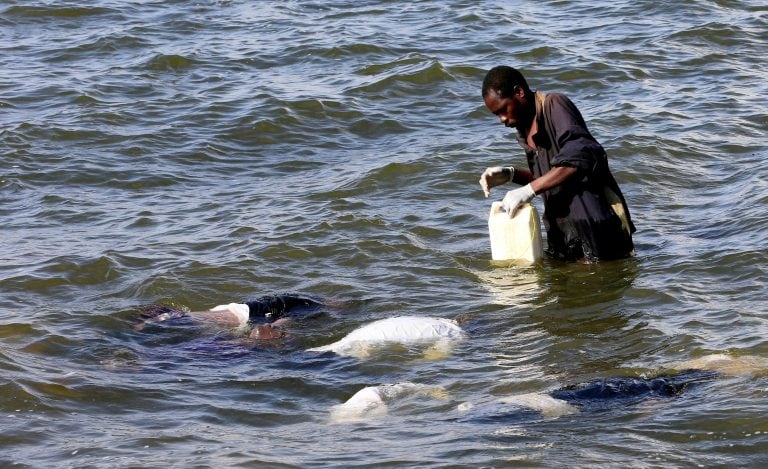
top-left (306, 316), bottom-right (466, 359)
top-left (487, 201), bottom-right (543, 263)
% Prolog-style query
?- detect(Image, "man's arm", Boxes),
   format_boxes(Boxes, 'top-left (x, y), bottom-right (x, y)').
top-left (529, 166), bottom-right (577, 194)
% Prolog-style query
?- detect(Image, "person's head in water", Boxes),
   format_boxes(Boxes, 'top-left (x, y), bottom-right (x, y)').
top-left (249, 320), bottom-right (289, 340)
top-left (134, 294), bottom-right (325, 338)
top-left (481, 66), bottom-right (535, 132)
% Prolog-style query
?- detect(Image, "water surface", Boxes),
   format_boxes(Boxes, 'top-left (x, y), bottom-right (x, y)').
top-left (1, 1), bottom-right (767, 466)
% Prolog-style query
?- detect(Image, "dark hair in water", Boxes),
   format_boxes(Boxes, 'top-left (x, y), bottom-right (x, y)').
top-left (482, 66), bottom-right (531, 99)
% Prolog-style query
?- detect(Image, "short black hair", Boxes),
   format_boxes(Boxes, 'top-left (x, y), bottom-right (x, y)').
top-left (481, 66), bottom-right (531, 99)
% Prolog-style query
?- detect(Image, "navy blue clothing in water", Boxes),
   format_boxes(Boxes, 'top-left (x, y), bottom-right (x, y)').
top-left (245, 294), bottom-right (324, 322)
top-left (551, 369), bottom-right (719, 410)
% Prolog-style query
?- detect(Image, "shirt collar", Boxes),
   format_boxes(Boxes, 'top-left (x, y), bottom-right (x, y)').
top-left (516, 90), bottom-right (546, 149)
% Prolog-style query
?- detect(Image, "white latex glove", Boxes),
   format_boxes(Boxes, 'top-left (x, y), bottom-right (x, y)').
top-left (502, 183), bottom-right (536, 217)
top-left (479, 166), bottom-right (514, 198)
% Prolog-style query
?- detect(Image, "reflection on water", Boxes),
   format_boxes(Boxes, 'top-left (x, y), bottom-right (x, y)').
top-left (476, 264), bottom-right (544, 307)
top-left (536, 258), bottom-right (640, 309)
top-left (480, 258), bottom-right (649, 383)
top-left (477, 257), bottom-right (639, 310)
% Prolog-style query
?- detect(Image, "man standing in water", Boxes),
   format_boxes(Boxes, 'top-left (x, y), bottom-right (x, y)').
top-left (479, 66), bottom-right (635, 262)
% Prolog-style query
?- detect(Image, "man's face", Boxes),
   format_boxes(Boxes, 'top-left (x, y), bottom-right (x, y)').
top-left (484, 88), bottom-right (528, 131)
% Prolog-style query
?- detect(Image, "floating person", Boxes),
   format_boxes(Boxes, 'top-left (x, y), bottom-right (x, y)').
top-left (305, 316), bottom-right (467, 359)
top-left (329, 370), bottom-right (719, 425)
top-left (329, 371), bottom-right (718, 425)
top-left (134, 293), bottom-right (326, 340)
top-left (478, 65), bottom-right (636, 262)
top-left (326, 354), bottom-right (767, 424)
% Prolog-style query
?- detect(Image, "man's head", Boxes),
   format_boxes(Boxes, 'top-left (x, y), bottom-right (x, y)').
top-left (482, 66), bottom-right (531, 99)
top-left (481, 66), bottom-right (534, 132)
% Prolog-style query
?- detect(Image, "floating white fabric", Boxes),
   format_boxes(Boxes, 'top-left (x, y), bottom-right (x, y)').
top-left (210, 302), bottom-right (250, 326)
top-left (306, 316), bottom-right (466, 358)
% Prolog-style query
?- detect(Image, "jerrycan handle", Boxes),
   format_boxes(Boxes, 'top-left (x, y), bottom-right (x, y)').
top-left (490, 201), bottom-right (505, 214)
top-left (491, 201), bottom-right (532, 217)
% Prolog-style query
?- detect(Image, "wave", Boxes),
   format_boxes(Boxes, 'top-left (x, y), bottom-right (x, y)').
top-left (3, 5), bottom-right (116, 18)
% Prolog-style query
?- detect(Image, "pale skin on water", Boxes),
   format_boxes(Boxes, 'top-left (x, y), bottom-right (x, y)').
top-left (190, 307), bottom-right (292, 340)
top-left (479, 88), bottom-right (577, 200)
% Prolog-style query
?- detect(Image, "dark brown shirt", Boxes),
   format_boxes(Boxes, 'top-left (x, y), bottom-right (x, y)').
top-left (515, 92), bottom-right (635, 261)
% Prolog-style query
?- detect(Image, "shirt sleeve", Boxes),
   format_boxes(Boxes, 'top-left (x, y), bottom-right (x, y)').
top-left (544, 94), bottom-right (605, 172)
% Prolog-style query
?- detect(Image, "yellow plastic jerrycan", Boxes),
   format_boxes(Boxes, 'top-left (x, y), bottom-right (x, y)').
top-left (487, 201), bottom-right (543, 263)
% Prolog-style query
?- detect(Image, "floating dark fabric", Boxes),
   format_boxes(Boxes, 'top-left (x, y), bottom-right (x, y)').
top-left (245, 294), bottom-right (324, 322)
top-left (550, 369), bottom-right (720, 409)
